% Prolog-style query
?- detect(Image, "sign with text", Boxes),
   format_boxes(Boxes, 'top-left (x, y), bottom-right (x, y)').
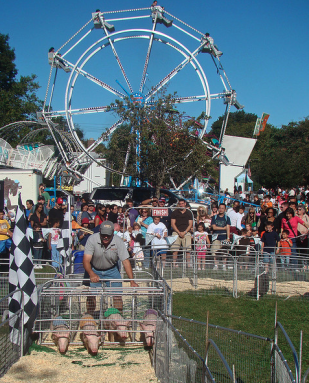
top-left (152, 208), bottom-right (169, 217)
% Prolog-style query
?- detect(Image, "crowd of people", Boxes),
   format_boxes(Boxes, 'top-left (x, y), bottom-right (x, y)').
top-left (1, 183), bottom-right (309, 273)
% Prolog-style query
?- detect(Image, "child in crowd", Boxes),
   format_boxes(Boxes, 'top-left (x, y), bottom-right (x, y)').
top-left (0, 209), bottom-right (12, 256)
top-left (194, 222), bottom-right (210, 270)
top-left (147, 216), bottom-right (168, 268)
top-left (276, 230), bottom-right (292, 268)
top-left (131, 222), bottom-right (144, 270)
top-left (48, 219), bottom-right (61, 270)
top-left (235, 228), bottom-right (251, 269)
top-left (77, 218), bottom-right (91, 251)
top-left (261, 222), bottom-right (280, 272)
top-left (117, 222), bottom-right (131, 248)
top-left (32, 222), bottom-right (45, 268)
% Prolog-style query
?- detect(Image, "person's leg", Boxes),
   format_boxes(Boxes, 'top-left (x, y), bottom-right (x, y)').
top-left (183, 234), bottom-right (192, 267)
top-left (103, 266), bottom-right (123, 312)
top-left (290, 239), bottom-right (298, 268)
top-left (171, 234), bottom-right (181, 267)
top-left (211, 240), bottom-right (221, 268)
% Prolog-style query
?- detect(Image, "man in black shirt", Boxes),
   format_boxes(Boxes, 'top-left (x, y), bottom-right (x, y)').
top-left (210, 203), bottom-right (231, 270)
top-left (170, 199), bottom-right (193, 267)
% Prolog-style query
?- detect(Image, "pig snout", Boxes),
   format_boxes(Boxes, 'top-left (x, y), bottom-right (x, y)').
top-left (57, 336), bottom-right (69, 354)
top-left (52, 331), bottom-right (70, 354)
top-left (115, 324), bottom-right (128, 339)
top-left (85, 333), bottom-right (100, 354)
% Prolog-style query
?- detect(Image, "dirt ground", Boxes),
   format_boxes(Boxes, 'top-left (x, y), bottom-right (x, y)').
top-left (1, 345), bottom-right (158, 383)
top-left (167, 277), bottom-right (309, 296)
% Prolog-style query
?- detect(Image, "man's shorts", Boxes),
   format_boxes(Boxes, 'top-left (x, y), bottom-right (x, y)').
top-left (170, 232), bottom-right (191, 252)
top-left (90, 264), bottom-right (122, 289)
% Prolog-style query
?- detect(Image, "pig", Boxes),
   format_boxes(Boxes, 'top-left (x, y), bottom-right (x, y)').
top-left (80, 314), bottom-right (102, 355)
top-left (140, 309), bottom-right (158, 347)
top-left (52, 316), bottom-right (70, 354)
top-left (104, 312), bottom-right (130, 342)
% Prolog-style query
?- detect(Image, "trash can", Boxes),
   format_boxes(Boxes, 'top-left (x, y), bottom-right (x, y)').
top-left (73, 251), bottom-right (84, 274)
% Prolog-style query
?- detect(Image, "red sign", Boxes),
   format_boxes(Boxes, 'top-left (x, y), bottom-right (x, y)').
top-left (153, 209), bottom-right (169, 217)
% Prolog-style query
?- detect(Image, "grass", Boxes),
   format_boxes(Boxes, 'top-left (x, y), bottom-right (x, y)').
top-left (173, 292), bottom-right (309, 380)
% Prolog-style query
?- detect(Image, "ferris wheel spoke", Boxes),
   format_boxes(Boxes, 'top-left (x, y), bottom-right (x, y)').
top-left (173, 95), bottom-right (208, 104)
top-left (70, 64), bottom-right (126, 99)
top-left (70, 118), bottom-right (124, 168)
top-left (105, 33), bottom-right (134, 94)
top-left (144, 52), bottom-right (196, 101)
top-left (139, 23), bottom-right (156, 93)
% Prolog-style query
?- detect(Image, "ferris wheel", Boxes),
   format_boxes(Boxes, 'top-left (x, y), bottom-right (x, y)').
top-left (42, 6), bottom-right (243, 186)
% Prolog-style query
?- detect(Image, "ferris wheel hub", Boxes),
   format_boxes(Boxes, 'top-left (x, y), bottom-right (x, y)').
top-left (129, 92), bottom-right (145, 107)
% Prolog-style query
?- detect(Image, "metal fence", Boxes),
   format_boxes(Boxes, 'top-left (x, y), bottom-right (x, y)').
top-left (0, 258), bottom-right (61, 300)
top-left (154, 312), bottom-right (219, 382)
top-left (271, 321), bottom-right (300, 383)
top-left (0, 290), bottom-right (26, 378)
top-left (169, 315), bottom-right (272, 383)
top-left (34, 277), bottom-right (170, 347)
top-left (152, 244), bottom-right (309, 299)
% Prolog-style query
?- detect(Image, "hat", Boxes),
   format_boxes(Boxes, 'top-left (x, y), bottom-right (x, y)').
top-left (100, 221), bottom-right (114, 236)
top-left (82, 218), bottom-right (89, 224)
top-left (159, 197), bottom-right (166, 202)
top-left (57, 197), bottom-right (63, 205)
top-left (88, 200), bottom-right (95, 206)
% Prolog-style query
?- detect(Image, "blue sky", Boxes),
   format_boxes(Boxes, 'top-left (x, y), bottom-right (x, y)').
top-left (1, 0), bottom-right (308, 140)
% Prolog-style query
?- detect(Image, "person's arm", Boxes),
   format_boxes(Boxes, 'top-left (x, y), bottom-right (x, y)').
top-left (94, 216), bottom-right (101, 227)
top-left (141, 198), bottom-right (153, 205)
top-left (226, 224), bottom-right (230, 240)
top-left (83, 253), bottom-right (100, 283)
top-left (122, 258), bottom-right (138, 287)
top-left (42, 216), bottom-right (47, 227)
top-left (171, 218), bottom-right (178, 234)
top-left (30, 218), bottom-right (35, 228)
top-left (185, 219), bottom-right (193, 234)
top-left (48, 233), bottom-right (52, 250)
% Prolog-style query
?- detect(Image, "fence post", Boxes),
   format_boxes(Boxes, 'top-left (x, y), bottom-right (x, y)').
top-left (233, 256), bottom-right (238, 298)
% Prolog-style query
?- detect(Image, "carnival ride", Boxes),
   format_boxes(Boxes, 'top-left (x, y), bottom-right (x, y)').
top-left (0, 6), bottom-right (243, 187)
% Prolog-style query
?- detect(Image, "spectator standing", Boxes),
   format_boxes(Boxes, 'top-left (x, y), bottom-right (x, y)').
top-left (194, 222), bottom-right (210, 270)
top-left (81, 201), bottom-right (96, 229)
top-left (261, 222), bottom-right (280, 272)
top-left (107, 204), bottom-right (119, 224)
top-left (125, 198), bottom-right (139, 227)
top-left (281, 207), bottom-right (309, 268)
top-left (276, 230), bottom-right (292, 268)
top-left (0, 209), bottom-right (12, 256)
top-left (135, 208), bottom-right (153, 268)
top-left (49, 198), bottom-right (65, 228)
top-left (77, 203), bottom-right (88, 226)
top-left (170, 199), bottom-right (193, 267)
top-left (38, 183), bottom-right (51, 209)
top-left (94, 204), bottom-right (106, 227)
top-left (30, 203), bottom-right (47, 228)
top-left (211, 203), bottom-right (231, 270)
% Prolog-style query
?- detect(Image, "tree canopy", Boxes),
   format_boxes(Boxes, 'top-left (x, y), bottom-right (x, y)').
top-left (208, 111), bottom-right (309, 189)
top-left (105, 94), bottom-right (216, 194)
top-left (0, 33), bottom-right (43, 128)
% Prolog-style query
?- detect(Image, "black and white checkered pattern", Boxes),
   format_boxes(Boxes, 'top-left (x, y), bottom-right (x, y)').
top-left (9, 194), bottom-right (37, 344)
top-left (57, 212), bottom-right (72, 263)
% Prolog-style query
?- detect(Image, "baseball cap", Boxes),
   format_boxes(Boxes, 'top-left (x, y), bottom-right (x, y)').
top-left (159, 197), bottom-right (166, 202)
top-left (88, 200), bottom-right (95, 206)
top-left (100, 221), bottom-right (114, 236)
top-left (57, 198), bottom-right (63, 205)
top-left (81, 218), bottom-right (89, 224)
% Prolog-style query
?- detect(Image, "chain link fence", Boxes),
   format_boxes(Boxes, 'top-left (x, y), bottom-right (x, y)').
top-left (169, 315), bottom-right (272, 383)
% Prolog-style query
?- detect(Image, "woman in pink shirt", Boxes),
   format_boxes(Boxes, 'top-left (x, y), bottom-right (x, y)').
top-left (281, 207), bottom-right (309, 268)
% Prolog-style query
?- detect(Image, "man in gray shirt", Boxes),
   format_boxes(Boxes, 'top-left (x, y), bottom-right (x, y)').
top-left (83, 221), bottom-right (138, 312)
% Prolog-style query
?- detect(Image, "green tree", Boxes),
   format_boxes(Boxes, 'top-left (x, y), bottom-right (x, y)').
top-left (0, 34), bottom-right (43, 128)
top-left (105, 94), bottom-right (215, 195)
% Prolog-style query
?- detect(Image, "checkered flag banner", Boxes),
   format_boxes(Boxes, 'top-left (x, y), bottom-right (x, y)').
top-left (9, 193), bottom-right (37, 344)
top-left (57, 212), bottom-right (72, 261)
